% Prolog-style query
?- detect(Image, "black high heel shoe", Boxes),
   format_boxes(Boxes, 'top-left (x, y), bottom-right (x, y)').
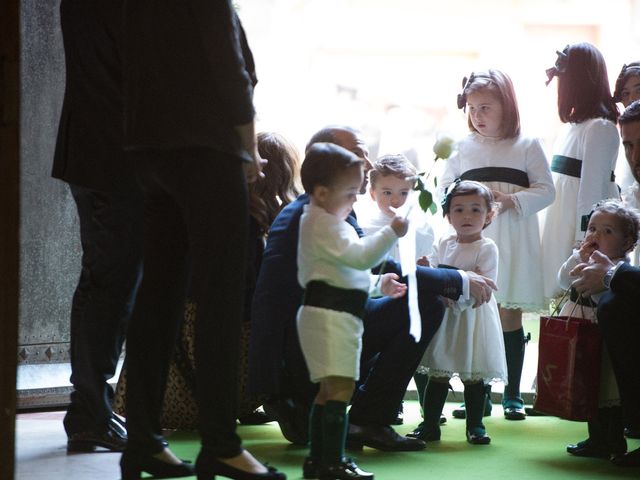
top-left (120, 450), bottom-right (195, 479)
top-left (195, 451), bottom-right (286, 480)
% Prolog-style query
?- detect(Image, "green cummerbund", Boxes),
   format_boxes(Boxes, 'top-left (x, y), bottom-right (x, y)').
top-left (303, 280), bottom-right (368, 319)
top-left (460, 167), bottom-right (530, 188)
top-left (551, 155), bottom-right (615, 182)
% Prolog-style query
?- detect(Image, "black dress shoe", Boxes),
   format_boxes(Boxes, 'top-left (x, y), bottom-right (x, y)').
top-left (624, 427), bottom-right (640, 439)
top-left (263, 398), bottom-right (309, 445)
top-left (611, 447), bottom-right (640, 467)
top-left (566, 439), bottom-right (611, 458)
top-left (238, 408), bottom-right (274, 425)
top-left (346, 424), bottom-right (426, 452)
top-left (405, 423), bottom-right (440, 442)
top-left (466, 426), bottom-right (491, 445)
top-left (195, 450), bottom-right (286, 480)
top-left (303, 456), bottom-right (367, 479)
top-left (67, 417), bottom-right (127, 453)
top-left (319, 459), bottom-right (373, 480)
top-left (120, 450), bottom-right (195, 479)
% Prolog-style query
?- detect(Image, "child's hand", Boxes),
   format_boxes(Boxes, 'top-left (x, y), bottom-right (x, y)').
top-left (491, 190), bottom-right (515, 214)
top-left (578, 237), bottom-right (597, 263)
top-left (390, 216), bottom-right (409, 237)
top-left (416, 256), bottom-right (430, 267)
top-left (380, 273), bottom-right (408, 298)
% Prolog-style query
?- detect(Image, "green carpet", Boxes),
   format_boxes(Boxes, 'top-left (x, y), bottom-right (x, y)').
top-left (161, 400), bottom-right (639, 480)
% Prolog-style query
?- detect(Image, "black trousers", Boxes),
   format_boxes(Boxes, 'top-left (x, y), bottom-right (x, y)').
top-left (125, 148), bottom-right (248, 457)
top-left (65, 184), bottom-right (143, 435)
top-left (598, 290), bottom-right (640, 428)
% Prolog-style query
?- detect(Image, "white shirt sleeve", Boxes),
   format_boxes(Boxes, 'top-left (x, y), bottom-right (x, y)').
top-left (512, 138), bottom-right (556, 217)
top-left (574, 120), bottom-right (620, 242)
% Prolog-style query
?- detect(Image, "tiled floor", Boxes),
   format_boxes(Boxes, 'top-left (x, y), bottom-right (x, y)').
top-left (15, 410), bottom-right (122, 479)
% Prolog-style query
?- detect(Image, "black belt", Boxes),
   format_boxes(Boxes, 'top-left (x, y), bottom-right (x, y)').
top-left (460, 167), bottom-right (530, 188)
top-left (551, 155), bottom-right (615, 182)
top-left (302, 280), bottom-right (368, 319)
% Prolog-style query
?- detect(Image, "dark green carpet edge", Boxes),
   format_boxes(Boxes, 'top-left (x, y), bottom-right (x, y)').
top-left (163, 400), bottom-right (640, 480)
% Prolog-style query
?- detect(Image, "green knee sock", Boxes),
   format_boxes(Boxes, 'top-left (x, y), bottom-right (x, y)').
top-left (503, 328), bottom-right (526, 400)
top-left (322, 400), bottom-right (348, 465)
top-left (309, 403), bottom-right (324, 461)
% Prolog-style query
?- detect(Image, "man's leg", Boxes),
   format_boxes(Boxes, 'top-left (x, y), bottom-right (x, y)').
top-left (65, 184), bottom-right (142, 451)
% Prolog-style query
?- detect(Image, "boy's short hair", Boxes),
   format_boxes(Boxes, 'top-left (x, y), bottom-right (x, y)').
top-left (369, 154), bottom-right (417, 188)
top-left (301, 142), bottom-right (363, 194)
top-left (591, 199), bottom-right (640, 252)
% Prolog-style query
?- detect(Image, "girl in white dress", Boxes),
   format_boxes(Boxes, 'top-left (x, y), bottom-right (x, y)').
top-left (541, 43), bottom-right (620, 301)
top-left (418, 180), bottom-right (507, 445)
top-left (296, 142), bottom-right (409, 480)
top-left (438, 69), bottom-right (555, 420)
top-left (558, 200), bottom-right (640, 459)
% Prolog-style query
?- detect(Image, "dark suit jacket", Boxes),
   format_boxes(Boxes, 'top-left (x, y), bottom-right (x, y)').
top-left (248, 193), bottom-right (463, 396)
top-left (52, 0), bottom-right (137, 193)
top-left (610, 262), bottom-right (640, 297)
top-left (123, 0), bottom-right (256, 160)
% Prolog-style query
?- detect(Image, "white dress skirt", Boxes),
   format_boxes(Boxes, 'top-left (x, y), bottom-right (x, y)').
top-left (419, 235), bottom-right (508, 384)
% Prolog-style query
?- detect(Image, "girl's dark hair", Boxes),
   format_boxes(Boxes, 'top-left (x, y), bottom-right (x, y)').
top-left (556, 43), bottom-right (618, 123)
top-left (462, 69), bottom-right (521, 138)
top-left (300, 142), bottom-right (363, 194)
top-left (442, 180), bottom-right (495, 228)
top-left (250, 132), bottom-right (301, 236)
top-left (591, 200), bottom-right (640, 253)
top-left (613, 62), bottom-right (640, 103)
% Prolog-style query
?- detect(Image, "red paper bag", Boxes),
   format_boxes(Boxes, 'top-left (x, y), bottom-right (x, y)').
top-left (533, 315), bottom-right (602, 421)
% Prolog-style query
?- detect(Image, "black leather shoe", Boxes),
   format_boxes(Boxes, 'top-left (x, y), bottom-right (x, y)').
top-left (466, 426), bottom-right (491, 445)
top-left (238, 408), bottom-right (274, 425)
top-left (346, 424), bottom-right (425, 451)
top-left (304, 457), bottom-right (366, 480)
top-left (566, 439), bottom-right (611, 458)
top-left (195, 451), bottom-right (286, 480)
top-left (405, 422), bottom-right (440, 442)
top-left (502, 397), bottom-right (526, 421)
top-left (120, 450), bottom-right (195, 479)
top-left (319, 459), bottom-right (373, 480)
top-left (611, 447), bottom-right (640, 467)
top-left (67, 416), bottom-right (127, 453)
top-left (624, 427), bottom-right (640, 439)
top-left (263, 398), bottom-right (309, 445)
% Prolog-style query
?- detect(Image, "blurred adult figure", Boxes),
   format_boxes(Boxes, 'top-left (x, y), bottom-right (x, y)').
top-left (52, 0), bottom-right (140, 453)
top-left (121, 1), bottom-right (285, 479)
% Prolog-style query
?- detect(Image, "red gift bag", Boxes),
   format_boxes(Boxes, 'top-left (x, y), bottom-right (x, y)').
top-left (533, 314), bottom-right (602, 421)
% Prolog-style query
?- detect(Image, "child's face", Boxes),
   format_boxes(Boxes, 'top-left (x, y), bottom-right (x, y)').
top-left (467, 90), bottom-right (504, 138)
top-left (314, 167), bottom-right (363, 220)
top-left (583, 211), bottom-right (633, 259)
top-left (621, 75), bottom-right (640, 107)
top-left (447, 194), bottom-right (492, 243)
top-left (369, 175), bottom-right (413, 216)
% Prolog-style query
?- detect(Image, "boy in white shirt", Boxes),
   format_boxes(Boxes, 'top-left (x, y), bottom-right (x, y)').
top-left (297, 142), bottom-right (409, 480)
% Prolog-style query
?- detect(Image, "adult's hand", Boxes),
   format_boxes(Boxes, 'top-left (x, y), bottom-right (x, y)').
top-left (235, 121), bottom-right (264, 183)
top-left (570, 250), bottom-right (615, 296)
top-left (380, 273), bottom-right (407, 299)
top-left (467, 271), bottom-right (497, 308)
